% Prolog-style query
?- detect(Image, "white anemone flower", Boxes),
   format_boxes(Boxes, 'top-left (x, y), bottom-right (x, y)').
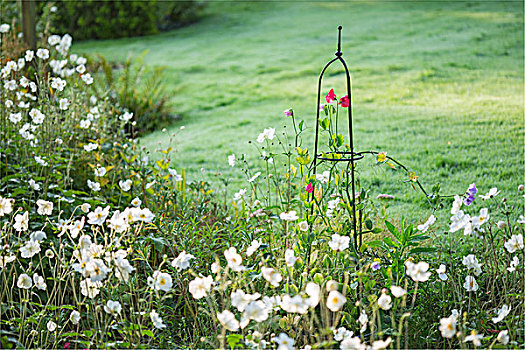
top-left (279, 210), bottom-right (299, 221)
top-left (328, 234), bottom-right (350, 252)
top-left (439, 315), bottom-right (456, 338)
top-left (261, 266), bottom-right (282, 287)
top-left (217, 310), bottom-right (240, 331)
top-left (13, 211), bottom-right (29, 232)
top-left (188, 275), bottom-right (213, 299)
top-left (377, 290), bottom-right (392, 310)
top-left (436, 264), bottom-right (448, 281)
top-left (224, 247), bottom-right (244, 271)
top-left (36, 199), bottom-right (53, 215)
top-left (417, 214), bottom-right (436, 232)
top-left (246, 239), bottom-right (261, 257)
top-left (479, 187), bottom-right (500, 200)
top-left (504, 234), bottom-right (524, 253)
top-left (272, 333), bottom-right (294, 350)
top-left (150, 310), bottom-right (166, 329)
top-left (171, 251), bottom-right (195, 271)
top-left (104, 300), bottom-right (122, 317)
top-left (326, 290), bottom-right (346, 312)
top-left (17, 273), bottom-right (33, 289)
top-left (463, 275), bottom-right (479, 292)
top-left (492, 304), bottom-right (511, 323)
top-left (231, 289), bottom-right (261, 312)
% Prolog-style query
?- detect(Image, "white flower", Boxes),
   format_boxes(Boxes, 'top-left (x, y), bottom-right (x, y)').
top-left (518, 215), bottom-right (525, 224)
top-left (507, 256), bottom-right (519, 272)
top-left (104, 300), bottom-right (122, 317)
top-left (0, 24), bottom-right (10, 33)
top-left (261, 266), bottom-right (282, 287)
top-left (248, 172), bottom-right (261, 183)
top-left (472, 208), bottom-right (489, 228)
top-left (48, 35), bottom-right (61, 45)
top-left (340, 336), bottom-right (365, 350)
top-left (297, 221), bottom-right (309, 232)
top-left (94, 166), bottom-right (106, 177)
top-left (36, 48), bottom-right (49, 59)
top-left (80, 119), bottom-right (91, 129)
top-left (436, 264), bottom-right (448, 281)
top-left (224, 247), bottom-right (244, 271)
top-left (334, 327), bottom-right (353, 341)
top-left (285, 249), bottom-right (298, 267)
top-left (171, 251), bottom-right (195, 270)
top-left (9, 112), bottom-right (21, 124)
top-left (152, 271), bottom-right (172, 292)
top-left (463, 275), bottom-right (479, 292)
top-left (462, 254), bottom-right (482, 275)
top-left (83, 143), bottom-right (98, 152)
top-left (417, 214), bottom-right (436, 232)
top-left (480, 187), bottom-right (499, 200)
top-left (29, 179), bottom-right (40, 190)
top-left (492, 304), bottom-right (511, 323)
top-left (119, 179), bottom-right (132, 192)
top-left (439, 315), bottom-right (456, 338)
top-left (70, 310), bottom-right (80, 324)
top-left (4, 79), bottom-right (17, 90)
top-left (371, 337), bottom-right (392, 350)
top-left (326, 290), bottom-right (346, 312)
top-left (81, 73), bottom-right (93, 85)
top-left (87, 179), bottom-right (101, 192)
top-left (17, 273), bottom-right (32, 289)
top-left (119, 112), bottom-right (133, 122)
top-left (497, 330), bottom-right (509, 345)
top-left (47, 320), bottom-right (57, 332)
top-left (316, 171), bottom-right (330, 184)
top-left (377, 290), bottom-right (392, 310)
top-left (150, 310), bottom-right (166, 329)
top-left (449, 210), bottom-right (470, 233)
top-left (272, 333), bottom-right (295, 350)
top-left (240, 300), bottom-right (269, 329)
top-left (217, 310), bottom-right (240, 331)
top-left (0, 255), bottom-right (16, 269)
top-left (497, 220), bottom-right (506, 229)
top-left (0, 197), bottom-right (14, 216)
top-left (30, 231), bottom-right (46, 242)
top-left (14, 211), bottom-right (29, 232)
top-left (87, 206), bottom-right (110, 225)
top-left (231, 289), bottom-right (261, 312)
top-left (358, 309), bottom-right (368, 333)
top-left (168, 168), bottom-right (183, 182)
top-left (57, 98), bottom-right (69, 110)
top-left (280, 210), bottom-right (299, 221)
top-left (25, 50), bottom-right (34, 61)
top-left (131, 197), bottom-right (142, 207)
top-left (233, 188), bottom-right (247, 201)
top-left (228, 154), bottom-right (235, 167)
top-left (20, 240), bottom-right (41, 258)
top-left (280, 294), bottom-right (308, 314)
top-left (257, 128), bottom-right (276, 143)
top-left (504, 234), bottom-right (524, 253)
top-left (246, 239), bottom-right (261, 256)
top-left (328, 234), bottom-right (350, 252)
top-left (75, 64), bottom-right (86, 74)
top-left (464, 330), bottom-right (483, 347)
top-left (405, 260), bottom-right (431, 282)
top-left (50, 77), bottom-right (66, 91)
top-left (390, 285), bottom-right (407, 298)
top-left (34, 156), bottom-right (48, 166)
top-left (134, 208), bottom-right (155, 222)
top-left (36, 199), bottom-right (53, 215)
top-left (188, 275), bottom-right (213, 299)
top-left (305, 282), bottom-right (321, 308)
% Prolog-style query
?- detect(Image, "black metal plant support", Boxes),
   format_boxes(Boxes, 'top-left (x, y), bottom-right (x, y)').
top-left (311, 26), bottom-right (364, 251)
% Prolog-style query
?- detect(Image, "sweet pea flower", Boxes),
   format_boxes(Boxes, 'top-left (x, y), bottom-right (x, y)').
top-left (326, 89), bottom-right (336, 103)
top-left (339, 95), bottom-right (349, 107)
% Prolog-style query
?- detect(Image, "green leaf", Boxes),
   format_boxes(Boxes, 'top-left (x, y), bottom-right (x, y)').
top-left (227, 334), bottom-right (243, 349)
top-left (365, 219), bottom-right (373, 230)
top-left (372, 227), bottom-right (382, 234)
top-left (141, 329), bottom-right (155, 338)
top-left (385, 221), bottom-right (401, 240)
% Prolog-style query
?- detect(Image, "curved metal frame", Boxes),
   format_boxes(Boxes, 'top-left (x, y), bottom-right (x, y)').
top-left (311, 26), bottom-right (361, 250)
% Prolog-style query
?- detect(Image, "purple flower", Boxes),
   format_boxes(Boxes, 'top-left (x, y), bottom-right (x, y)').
top-left (319, 104), bottom-right (325, 111)
top-left (464, 183), bottom-right (477, 206)
top-left (371, 262), bottom-right (380, 271)
top-left (467, 183), bottom-right (477, 196)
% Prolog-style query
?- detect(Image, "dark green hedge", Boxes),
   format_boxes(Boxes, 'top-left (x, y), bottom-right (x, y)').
top-left (50, 0), bottom-right (204, 41)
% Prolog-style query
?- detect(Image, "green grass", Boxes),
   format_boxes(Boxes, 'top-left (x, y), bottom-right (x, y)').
top-left (74, 1), bottom-right (524, 220)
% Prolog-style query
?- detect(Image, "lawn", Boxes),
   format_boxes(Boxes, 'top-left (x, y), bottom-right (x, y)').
top-left (74, 1), bottom-right (524, 220)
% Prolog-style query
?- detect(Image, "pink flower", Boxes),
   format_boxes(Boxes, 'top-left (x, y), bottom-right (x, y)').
top-left (326, 89), bottom-right (336, 103)
top-left (284, 109), bottom-right (293, 117)
top-left (63, 343), bottom-right (70, 349)
top-left (376, 194), bottom-right (395, 200)
top-left (339, 95), bottom-right (349, 108)
top-left (305, 183), bottom-right (313, 193)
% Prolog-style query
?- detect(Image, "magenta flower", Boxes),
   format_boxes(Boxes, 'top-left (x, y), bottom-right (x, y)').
top-left (305, 183), bottom-right (313, 194)
top-left (284, 108), bottom-right (293, 117)
top-left (339, 95), bottom-right (349, 108)
top-left (326, 89), bottom-right (336, 103)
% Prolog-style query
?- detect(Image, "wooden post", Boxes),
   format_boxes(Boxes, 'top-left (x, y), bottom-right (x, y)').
top-left (21, 0), bottom-right (36, 49)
